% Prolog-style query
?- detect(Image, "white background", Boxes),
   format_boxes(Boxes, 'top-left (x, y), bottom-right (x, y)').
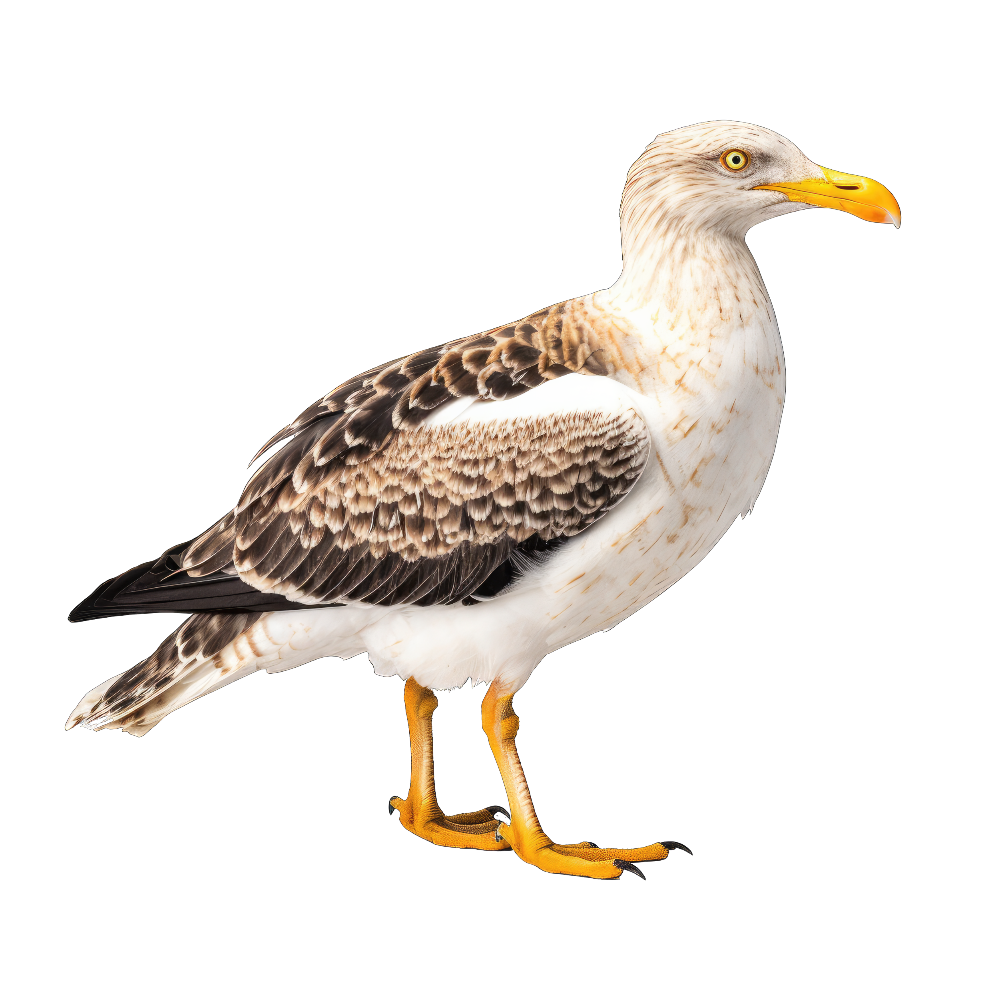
top-left (2, 2), bottom-right (996, 997)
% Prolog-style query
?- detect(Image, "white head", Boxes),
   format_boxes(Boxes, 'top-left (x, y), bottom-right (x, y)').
top-left (620, 121), bottom-right (900, 262)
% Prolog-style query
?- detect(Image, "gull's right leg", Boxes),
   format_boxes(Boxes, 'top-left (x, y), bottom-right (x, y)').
top-left (481, 679), bottom-right (692, 878)
top-left (388, 678), bottom-right (511, 851)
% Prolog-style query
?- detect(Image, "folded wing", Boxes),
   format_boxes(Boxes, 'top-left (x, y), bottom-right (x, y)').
top-left (70, 300), bottom-right (647, 619)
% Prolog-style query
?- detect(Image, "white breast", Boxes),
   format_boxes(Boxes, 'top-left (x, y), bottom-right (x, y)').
top-left (492, 284), bottom-right (786, 659)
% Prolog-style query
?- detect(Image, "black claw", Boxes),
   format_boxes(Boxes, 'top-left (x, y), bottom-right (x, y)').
top-left (489, 805), bottom-right (511, 821)
top-left (613, 859), bottom-right (645, 880)
top-left (583, 842), bottom-right (599, 848)
top-left (660, 841), bottom-right (693, 855)
top-left (388, 799), bottom-right (397, 816)
top-left (494, 827), bottom-right (505, 843)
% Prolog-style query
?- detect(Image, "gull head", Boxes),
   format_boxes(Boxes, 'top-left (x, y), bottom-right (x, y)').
top-left (620, 121), bottom-right (900, 257)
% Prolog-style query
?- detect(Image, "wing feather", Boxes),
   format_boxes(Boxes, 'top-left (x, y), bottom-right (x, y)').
top-left (229, 402), bottom-right (649, 607)
top-left (70, 297), bottom-right (645, 620)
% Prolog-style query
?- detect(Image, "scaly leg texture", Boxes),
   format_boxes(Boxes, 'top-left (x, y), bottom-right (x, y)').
top-left (389, 678), bottom-right (510, 850)
top-left (481, 680), bottom-right (691, 879)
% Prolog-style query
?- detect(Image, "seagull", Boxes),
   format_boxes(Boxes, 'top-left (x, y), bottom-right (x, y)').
top-left (66, 122), bottom-right (899, 880)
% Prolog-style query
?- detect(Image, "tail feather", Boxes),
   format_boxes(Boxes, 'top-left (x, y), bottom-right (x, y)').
top-left (66, 611), bottom-right (264, 736)
top-left (66, 606), bottom-right (371, 737)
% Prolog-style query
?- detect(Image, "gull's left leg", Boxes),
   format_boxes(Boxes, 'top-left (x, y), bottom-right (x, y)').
top-left (481, 679), bottom-right (692, 879)
top-left (388, 678), bottom-right (511, 851)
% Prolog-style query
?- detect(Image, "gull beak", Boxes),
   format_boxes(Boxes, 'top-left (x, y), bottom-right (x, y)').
top-left (754, 166), bottom-right (901, 228)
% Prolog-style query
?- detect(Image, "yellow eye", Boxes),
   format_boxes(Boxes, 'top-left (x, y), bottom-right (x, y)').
top-left (722, 149), bottom-right (751, 171)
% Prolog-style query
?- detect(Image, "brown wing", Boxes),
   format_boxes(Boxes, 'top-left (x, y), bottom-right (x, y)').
top-left (178, 299), bottom-right (645, 607)
top-left (217, 406), bottom-right (647, 606)
top-left (70, 299), bottom-right (642, 619)
top-left (247, 297), bottom-right (610, 463)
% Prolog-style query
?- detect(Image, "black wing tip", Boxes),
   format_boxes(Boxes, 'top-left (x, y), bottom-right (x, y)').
top-left (67, 561), bottom-right (158, 622)
top-left (67, 546), bottom-right (344, 622)
top-left (68, 599), bottom-right (188, 623)
top-left (66, 601), bottom-right (104, 625)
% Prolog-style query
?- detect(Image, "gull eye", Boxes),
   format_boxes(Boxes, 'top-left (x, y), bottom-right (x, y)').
top-left (722, 149), bottom-right (750, 171)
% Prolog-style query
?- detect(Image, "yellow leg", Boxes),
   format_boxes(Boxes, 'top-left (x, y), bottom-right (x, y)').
top-left (389, 678), bottom-right (511, 851)
top-left (481, 680), bottom-right (691, 879)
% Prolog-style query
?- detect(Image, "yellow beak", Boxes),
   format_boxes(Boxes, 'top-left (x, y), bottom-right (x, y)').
top-left (754, 166), bottom-right (901, 228)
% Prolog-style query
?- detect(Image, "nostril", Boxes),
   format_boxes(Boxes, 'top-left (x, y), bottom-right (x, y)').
top-left (834, 184), bottom-right (861, 191)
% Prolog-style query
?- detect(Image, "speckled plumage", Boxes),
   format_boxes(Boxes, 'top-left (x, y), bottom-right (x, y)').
top-left (67, 121), bottom-right (878, 737)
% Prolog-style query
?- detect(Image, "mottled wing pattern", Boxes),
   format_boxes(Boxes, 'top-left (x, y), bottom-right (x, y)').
top-left (176, 299), bottom-right (647, 607)
top-left (248, 297), bottom-right (611, 463)
top-left (234, 410), bottom-right (647, 605)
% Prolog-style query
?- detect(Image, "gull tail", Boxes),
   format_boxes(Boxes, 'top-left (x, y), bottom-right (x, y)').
top-left (64, 606), bottom-right (357, 736)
